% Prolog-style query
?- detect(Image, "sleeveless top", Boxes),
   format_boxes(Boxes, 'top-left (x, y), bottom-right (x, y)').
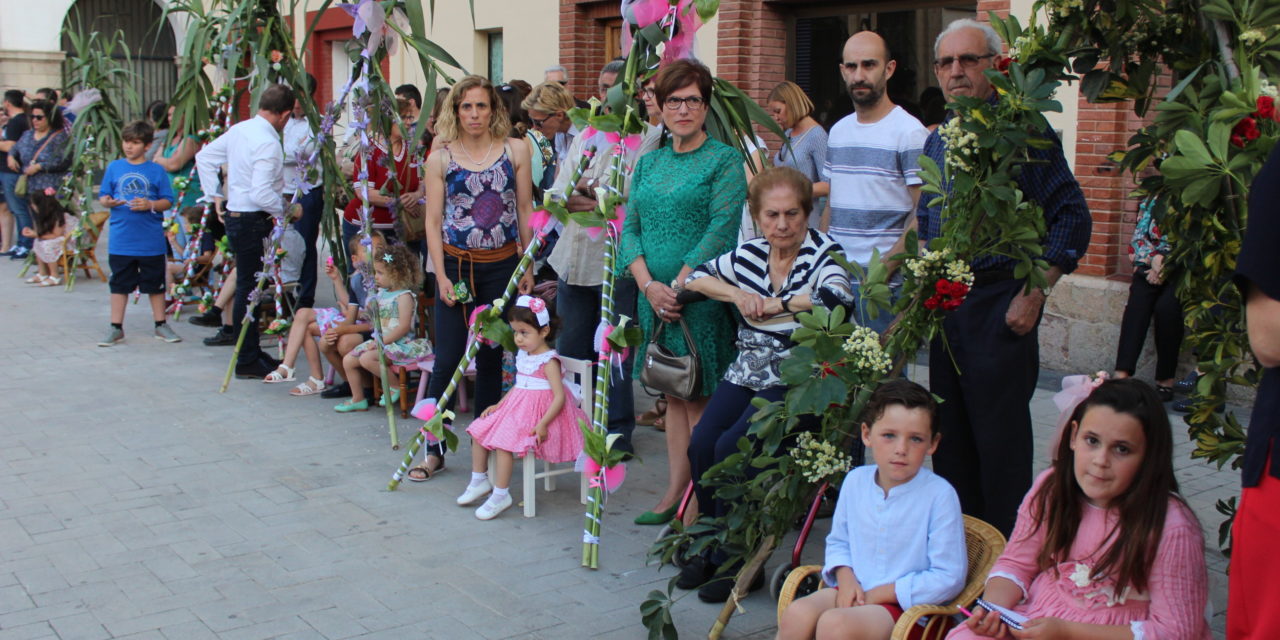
top-left (442, 147), bottom-right (520, 250)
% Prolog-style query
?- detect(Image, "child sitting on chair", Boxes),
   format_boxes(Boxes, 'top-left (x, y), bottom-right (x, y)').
top-left (455, 295), bottom-right (587, 520)
top-left (23, 188), bottom-right (76, 286)
top-left (777, 379), bottom-right (967, 640)
top-left (333, 243), bottom-right (431, 413)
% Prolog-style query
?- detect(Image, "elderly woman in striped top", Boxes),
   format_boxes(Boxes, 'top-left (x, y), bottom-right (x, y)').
top-left (678, 166), bottom-right (853, 602)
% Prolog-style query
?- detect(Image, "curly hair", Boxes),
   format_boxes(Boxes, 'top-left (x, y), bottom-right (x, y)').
top-left (370, 243), bottom-right (421, 291)
top-left (434, 75), bottom-right (511, 142)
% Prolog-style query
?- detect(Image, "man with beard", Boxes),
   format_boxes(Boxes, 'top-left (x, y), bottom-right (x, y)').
top-left (821, 30), bottom-right (929, 334)
top-left (917, 19), bottom-right (1090, 537)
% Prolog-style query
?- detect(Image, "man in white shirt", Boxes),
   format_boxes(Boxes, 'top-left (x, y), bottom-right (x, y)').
top-left (822, 31), bottom-right (929, 334)
top-left (196, 84), bottom-right (295, 379)
top-left (283, 74), bottom-right (324, 308)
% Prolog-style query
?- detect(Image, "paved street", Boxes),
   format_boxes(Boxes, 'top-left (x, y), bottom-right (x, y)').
top-left (0, 253), bottom-right (1231, 639)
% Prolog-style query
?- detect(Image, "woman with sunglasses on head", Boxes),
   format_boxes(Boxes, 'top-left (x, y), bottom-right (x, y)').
top-left (7, 100), bottom-right (70, 260)
top-left (619, 59), bottom-right (747, 526)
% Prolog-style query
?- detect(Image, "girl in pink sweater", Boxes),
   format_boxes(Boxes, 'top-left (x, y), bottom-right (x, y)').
top-left (952, 378), bottom-right (1211, 640)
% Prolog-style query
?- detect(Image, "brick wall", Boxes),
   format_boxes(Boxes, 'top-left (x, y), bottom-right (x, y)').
top-left (559, 0), bottom-right (623, 104)
top-left (716, 1), bottom-right (787, 147)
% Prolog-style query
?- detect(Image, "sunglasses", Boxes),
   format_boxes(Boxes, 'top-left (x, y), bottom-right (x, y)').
top-left (29, 114), bottom-right (46, 121)
top-left (530, 112), bottom-right (559, 127)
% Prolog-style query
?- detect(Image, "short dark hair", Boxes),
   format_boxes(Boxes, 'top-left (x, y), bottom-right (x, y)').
top-left (30, 100), bottom-right (62, 131)
top-left (3, 90), bottom-right (24, 109)
top-left (36, 87), bottom-right (58, 102)
top-left (300, 72), bottom-right (318, 96)
top-left (121, 119), bottom-right (155, 145)
top-left (860, 379), bottom-right (938, 435)
top-left (146, 100), bottom-right (169, 128)
top-left (258, 84), bottom-right (295, 114)
top-left (653, 59), bottom-right (713, 106)
top-left (395, 84), bottom-right (422, 109)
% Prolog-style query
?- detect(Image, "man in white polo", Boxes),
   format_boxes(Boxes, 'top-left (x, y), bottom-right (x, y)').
top-left (822, 30), bottom-right (929, 333)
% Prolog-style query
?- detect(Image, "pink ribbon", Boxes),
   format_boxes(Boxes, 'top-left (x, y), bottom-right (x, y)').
top-left (583, 458), bottom-right (627, 493)
top-left (529, 209), bottom-right (553, 237)
top-left (467, 304), bottom-right (490, 329)
top-left (1049, 372), bottom-right (1109, 458)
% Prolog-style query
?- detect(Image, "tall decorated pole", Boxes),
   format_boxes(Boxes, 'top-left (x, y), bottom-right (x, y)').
top-left (168, 94), bottom-right (234, 317)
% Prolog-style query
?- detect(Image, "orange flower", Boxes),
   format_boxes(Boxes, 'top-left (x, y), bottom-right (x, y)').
top-left (269, 50), bottom-right (284, 63)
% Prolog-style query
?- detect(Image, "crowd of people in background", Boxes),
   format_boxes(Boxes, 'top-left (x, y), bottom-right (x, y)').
top-left (6, 15), bottom-right (1278, 639)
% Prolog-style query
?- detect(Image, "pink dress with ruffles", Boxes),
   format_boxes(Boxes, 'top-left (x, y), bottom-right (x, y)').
top-left (948, 470), bottom-right (1212, 640)
top-left (466, 349), bottom-right (586, 463)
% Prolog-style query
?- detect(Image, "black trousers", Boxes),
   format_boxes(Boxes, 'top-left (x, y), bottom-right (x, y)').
top-left (688, 382), bottom-right (789, 521)
top-left (224, 212), bottom-right (273, 365)
top-left (1114, 265), bottom-right (1183, 381)
top-left (929, 277), bottom-right (1038, 537)
top-left (425, 254), bottom-right (518, 418)
top-left (292, 187), bottom-right (325, 308)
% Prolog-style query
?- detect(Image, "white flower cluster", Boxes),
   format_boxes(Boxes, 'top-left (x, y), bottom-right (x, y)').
top-left (1240, 28), bottom-right (1268, 46)
top-left (793, 432), bottom-right (855, 484)
top-left (1262, 79), bottom-right (1279, 100)
top-left (842, 326), bottom-right (891, 376)
top-left (905, 248), bottom-right (975, 287)
top-left (939, 118), bottom-right (979, 174)
top-left (1046, 0), bottom-right (1083, 19)
top-left (1007, 34), bottom-right (1035, 60)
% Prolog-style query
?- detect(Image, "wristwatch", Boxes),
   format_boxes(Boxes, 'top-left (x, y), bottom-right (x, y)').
top-left (780, 296), bottom-right (793, 313)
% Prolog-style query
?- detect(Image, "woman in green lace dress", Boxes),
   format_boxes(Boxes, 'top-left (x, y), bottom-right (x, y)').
top-left (619, 59), bottom-right (747, 524)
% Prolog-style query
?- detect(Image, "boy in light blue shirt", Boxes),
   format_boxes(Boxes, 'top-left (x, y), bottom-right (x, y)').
top-left (777, 379), bottom-right (967, 640)
top-left (97, 120), bottom-right (177, 347)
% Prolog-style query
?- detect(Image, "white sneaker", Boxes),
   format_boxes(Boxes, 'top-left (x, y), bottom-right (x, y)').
top-left (475, 493), bottom-right (512, 520)
top-left (456, 479), bottom-right (493, 506)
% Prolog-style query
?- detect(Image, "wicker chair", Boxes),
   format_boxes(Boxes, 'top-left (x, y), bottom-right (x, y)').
top-left (775, 514), bottom-right (1007, 640)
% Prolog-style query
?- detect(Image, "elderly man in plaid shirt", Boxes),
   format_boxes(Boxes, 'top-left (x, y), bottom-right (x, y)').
top-left (917, 19), bottom-right (1092, 537)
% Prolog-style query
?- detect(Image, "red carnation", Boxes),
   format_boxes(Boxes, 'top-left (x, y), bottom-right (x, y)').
top-left (950, 282), bottom-right (970, 298)
top-left (923, 295), bottom-right (942, 310)
top-left (935, 278), bottom-right (951, 295)
top-left (942, 297), bottom-right (964, 311)
top-left (1231, 134), bottom-right (1246, 148)
top-left (1256, 96), bottom-right (1277, 122)
top-left (996, 57), bottom-right (1012, 74)
top-left (1233, 117), bottom-right (1260, 144)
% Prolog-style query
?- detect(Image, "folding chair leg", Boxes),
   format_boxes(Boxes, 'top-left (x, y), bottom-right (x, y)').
top-left (524, 455), bottom-right (537, 518)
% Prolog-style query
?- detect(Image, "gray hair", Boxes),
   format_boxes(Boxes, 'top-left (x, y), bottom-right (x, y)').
top-left (933, 19), bottom-right (1002, 59)
top-left (545, 65), bottom-right (569, 81)
top-left (600, 59), bottom-right (626, 76)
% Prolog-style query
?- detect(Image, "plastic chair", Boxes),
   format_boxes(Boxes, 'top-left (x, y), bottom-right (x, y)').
top-left (488, 355), bottom-right (591, 518)
top-left (775, 514), bottom-right (1007, 640)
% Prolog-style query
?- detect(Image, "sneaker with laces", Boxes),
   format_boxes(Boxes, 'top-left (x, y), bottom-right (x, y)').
top-left (154, 324), bottom-right (182, 343)
top-left (475, 493), bottom-right (512, 520)
top-left (98, 327), bottom-right (124, 347)
top-left (456, 478), bottom-right (493, 506)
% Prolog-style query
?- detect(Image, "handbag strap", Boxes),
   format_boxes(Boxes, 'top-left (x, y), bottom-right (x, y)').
top-left (650, 313), bottom-right (699, 358)
top-left (29, 131), bottom-right (59, 167)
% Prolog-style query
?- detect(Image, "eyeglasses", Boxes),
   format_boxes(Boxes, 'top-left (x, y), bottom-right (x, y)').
top-left (641, 88), bottom-right (655, 97)
top-left (530, 112), bottom-right (559, 127)
top-left (663, 95), bottom-right (706, 111)
top-left (29, 114), bottom-right (45, 121)
top-left (933, 53), bottom-right (995, 70)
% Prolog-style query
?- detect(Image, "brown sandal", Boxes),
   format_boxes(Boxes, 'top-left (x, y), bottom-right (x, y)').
top-left (637, 397), bottom-right (668, 426)
top-left (407, 453), bottom-right (445, 482)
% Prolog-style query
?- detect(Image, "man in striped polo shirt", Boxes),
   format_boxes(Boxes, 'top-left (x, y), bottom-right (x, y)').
top-left (821, 30), bottom-right (929, 334)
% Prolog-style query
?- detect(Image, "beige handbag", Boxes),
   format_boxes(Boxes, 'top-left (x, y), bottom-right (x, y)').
top-left (639, 314), bottom-right (701, 401)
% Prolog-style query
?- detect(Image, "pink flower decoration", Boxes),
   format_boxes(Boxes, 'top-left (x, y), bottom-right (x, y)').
top-left (662, 1), bottom-right (702, 63)
top-left (43, 187), bottom-right (57, 196)
top-left (527, 297), bottom-right (547, 315)
top-left (467, 304), bottom-right (491, 328)
top-left (584, 459), bottom-right (628, 493)
top-left (529, 209), bottom-right (552, 235)
top-left (411, 399), bottom-right (437, 421)
top-left (629, 0), bottom-right (669, 28)
top-left (581, 125), bottom-right (600, 141)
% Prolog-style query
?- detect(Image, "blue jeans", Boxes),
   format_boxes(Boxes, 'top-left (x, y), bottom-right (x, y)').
top-left (555, 277), bottom-right (638, 452)
top-left (292, 188), bottom-right (324, 308)
top-left (0, 172), bottom-right (33, 249)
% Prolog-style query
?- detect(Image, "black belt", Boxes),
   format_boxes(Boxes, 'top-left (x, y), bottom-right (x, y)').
top-left (972, 270), bottom-right (1016, 288)
top-left (225, 210), bottom-right (268, 218)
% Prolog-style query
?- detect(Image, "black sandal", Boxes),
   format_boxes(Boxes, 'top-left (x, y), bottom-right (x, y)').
top-left (1156, 385), bottom-right (1174, 403)
top-left (407, 453), bottom-right (445, 482)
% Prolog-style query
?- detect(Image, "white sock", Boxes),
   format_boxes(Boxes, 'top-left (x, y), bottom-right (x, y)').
top-left (470, 472), bottom-right (488, 486)
top-left (492, 487), bottom-right (509, 499)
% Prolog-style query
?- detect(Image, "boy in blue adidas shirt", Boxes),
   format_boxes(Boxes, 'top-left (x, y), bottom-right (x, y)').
top-left (97, 120), bottom-right (178, 347)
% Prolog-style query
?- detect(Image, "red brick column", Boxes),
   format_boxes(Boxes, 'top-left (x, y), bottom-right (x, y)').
top-left (560, 0), bottom-right (598, 102)
top-left (715, 1), bottom-right (786, 147)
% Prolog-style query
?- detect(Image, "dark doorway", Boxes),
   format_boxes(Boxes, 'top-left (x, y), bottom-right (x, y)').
top-left (61, 0), bottom-right (178, 120)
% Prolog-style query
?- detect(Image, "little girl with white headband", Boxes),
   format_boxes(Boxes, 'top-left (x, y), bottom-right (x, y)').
top-left (456, 294), bottom-right (587, 520)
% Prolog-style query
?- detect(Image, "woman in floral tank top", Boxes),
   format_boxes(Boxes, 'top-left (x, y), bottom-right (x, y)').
top-left (412, 75), bottom-right (535, 481)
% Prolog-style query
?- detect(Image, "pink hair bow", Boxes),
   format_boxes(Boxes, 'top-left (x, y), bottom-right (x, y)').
top-left (1049, 372), bottom-right (1109, 458)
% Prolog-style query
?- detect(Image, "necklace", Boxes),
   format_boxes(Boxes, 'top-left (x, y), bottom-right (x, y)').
top-left (458, 137), bottom-right (495, 167)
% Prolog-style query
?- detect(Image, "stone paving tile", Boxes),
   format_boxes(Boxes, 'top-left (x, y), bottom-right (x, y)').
top-left (0, 251), bottom-right (1236, 639)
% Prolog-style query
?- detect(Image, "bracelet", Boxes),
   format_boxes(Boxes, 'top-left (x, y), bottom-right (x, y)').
top-left (780, 296), bottom-right (792, 313)
top-left (643, 280), bottom-right (656, 292)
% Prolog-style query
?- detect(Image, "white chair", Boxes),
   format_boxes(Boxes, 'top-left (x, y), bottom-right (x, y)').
top-left (489, 355), bottom-right (592, 517)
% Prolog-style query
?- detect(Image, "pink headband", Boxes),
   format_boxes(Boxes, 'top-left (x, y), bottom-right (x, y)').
top-left (515, 295), bottom-right (549, 327)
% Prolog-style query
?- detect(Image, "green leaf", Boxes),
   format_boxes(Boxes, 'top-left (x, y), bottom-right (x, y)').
top-left (1173, 129), bottom-right (1214, 165)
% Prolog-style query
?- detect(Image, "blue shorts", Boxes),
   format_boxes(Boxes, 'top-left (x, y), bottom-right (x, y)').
top-left (109, 254), bottom-right (166, 295)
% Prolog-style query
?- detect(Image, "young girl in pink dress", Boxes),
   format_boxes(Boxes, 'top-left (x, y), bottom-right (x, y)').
top-left (952, 378), bottom-right (1211, 640)
top-left (456, 295), bottom-right (587, 520)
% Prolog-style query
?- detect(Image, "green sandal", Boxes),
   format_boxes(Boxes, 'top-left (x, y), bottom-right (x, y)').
top-left (377, 388), bottom-right (401, 407)
top-left (334, 399), bottom-right (370, 413)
